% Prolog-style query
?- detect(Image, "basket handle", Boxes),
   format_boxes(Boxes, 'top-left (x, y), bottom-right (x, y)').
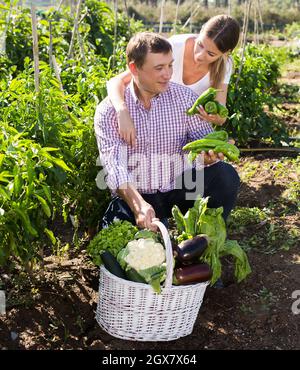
top-left (152, 220), bottom-right (174, 289)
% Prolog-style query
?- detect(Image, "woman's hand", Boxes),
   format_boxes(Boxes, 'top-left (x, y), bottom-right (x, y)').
top-left (116, 107), bottom-right (137, 147)
top-left (197, 105), bottom-right (226, 126)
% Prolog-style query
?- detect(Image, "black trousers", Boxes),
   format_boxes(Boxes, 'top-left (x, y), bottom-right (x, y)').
top-left (101, 161), bottom-right (240, 229)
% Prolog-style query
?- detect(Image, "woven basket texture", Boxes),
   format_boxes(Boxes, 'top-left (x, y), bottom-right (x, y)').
top-left (96, 220), bottom-right (209, 341)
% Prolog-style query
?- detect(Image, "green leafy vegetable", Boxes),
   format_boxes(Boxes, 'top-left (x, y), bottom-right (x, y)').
top-left (87, 221), bottom-right (138, 266)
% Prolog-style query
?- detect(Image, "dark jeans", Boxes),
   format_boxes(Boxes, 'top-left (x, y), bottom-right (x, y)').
top-left (101, 161), bottom-right (240, 229)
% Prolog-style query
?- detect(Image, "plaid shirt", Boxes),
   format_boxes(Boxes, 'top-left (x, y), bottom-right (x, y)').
top-left (94, 81), bottom-right (213, 194)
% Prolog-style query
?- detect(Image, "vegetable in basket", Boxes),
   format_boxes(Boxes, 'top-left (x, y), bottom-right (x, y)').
top-left (117, 238), bottom-right (166, 293)
top-left (173, 263), bottom-right (213, 285)
top-left (87, 220), bottom-right (138, 266)
top-left (101, 251), bottom-right (127, 279)
top-left (174, 235), bottom-right (208, 264)
top-left (171, 196), bottom-right (252, 285)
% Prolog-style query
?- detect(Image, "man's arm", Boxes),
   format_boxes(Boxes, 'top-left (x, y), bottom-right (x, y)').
top-left (117, 184), bottom-right (158, 231)
top-left (94, 102), bottom-right (158, 230)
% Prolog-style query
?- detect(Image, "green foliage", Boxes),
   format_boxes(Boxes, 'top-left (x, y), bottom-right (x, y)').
top-left (228, 207), bottom-right (268, 228)
top-left (0, 1), bottom-right (143, 268)
top-left (0, 123), bottom-right (71, 266)
top-left (226, 44), bottom-right (289, 146)
top-left (2, 0), bottom-right (142, 73)
top-left (284, 21), bottom-right (300, 39)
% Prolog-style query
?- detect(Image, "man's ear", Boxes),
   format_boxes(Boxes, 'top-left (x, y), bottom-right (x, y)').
top-left (128, 61), bottom-right (138, 76)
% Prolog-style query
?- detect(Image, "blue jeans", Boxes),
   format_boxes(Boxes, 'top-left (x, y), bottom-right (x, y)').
top-left (101, 161), bottom-right (240, 229)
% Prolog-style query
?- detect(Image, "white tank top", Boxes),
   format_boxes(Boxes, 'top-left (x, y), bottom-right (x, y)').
top-left (168, 34), bottom-right (233, 95)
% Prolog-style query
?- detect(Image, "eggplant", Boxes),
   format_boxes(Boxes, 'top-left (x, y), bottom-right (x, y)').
top-left (176, 235), bottom-right (208, 263)
top-left (174, 263), bottom-right (212, 285)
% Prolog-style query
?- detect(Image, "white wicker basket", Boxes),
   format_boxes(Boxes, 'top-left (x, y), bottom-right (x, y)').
top-left (96, 220), bottom-right (209, 341)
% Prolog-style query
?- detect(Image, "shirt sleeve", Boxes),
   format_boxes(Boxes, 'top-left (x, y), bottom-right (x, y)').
top-left (94, 100), bottom-right (132, 191)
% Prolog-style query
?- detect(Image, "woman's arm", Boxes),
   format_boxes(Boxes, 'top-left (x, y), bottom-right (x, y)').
top-left (106, 70), bottom-right (132, 110)
top-left (106, 70), bottom-right (136, 147)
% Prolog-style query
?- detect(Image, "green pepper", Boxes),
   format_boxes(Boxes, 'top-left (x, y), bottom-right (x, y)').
top-left (183, 138), bottom-right (227, 152)
top-left (203, 130), bottom-right (228, 141)
top-left (204, 101), bottom-right (218, 114)
top-left (215, 102), bottom-right (229, 118)
top-left (186, 87), bottom-right (218, 116)
top-left (183, 138), bottom-right (224, 152)
top-left (214, 143), bottom-right (240, 161)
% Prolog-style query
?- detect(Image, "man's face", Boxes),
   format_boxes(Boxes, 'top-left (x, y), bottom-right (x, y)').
top-left (132, 51), bottom-right (174, 95)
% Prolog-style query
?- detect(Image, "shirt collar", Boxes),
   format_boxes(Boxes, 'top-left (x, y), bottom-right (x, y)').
top-left (129, 80), bottom-right (162, 106)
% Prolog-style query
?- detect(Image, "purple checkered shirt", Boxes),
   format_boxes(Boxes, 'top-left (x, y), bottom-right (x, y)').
top-left (94, 81), bottom-right (213, 194)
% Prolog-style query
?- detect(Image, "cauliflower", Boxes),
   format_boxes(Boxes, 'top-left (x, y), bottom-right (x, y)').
top-left (124, 238), bottom-right (166, 271)
top-left (117, 238), bottom-right (167, 293)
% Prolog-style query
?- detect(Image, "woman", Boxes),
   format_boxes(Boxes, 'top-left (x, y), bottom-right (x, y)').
top-left (107, 14), bottom-right (240, 147)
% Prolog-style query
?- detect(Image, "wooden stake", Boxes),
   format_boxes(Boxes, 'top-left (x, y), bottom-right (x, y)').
top-left (235, 0), bottom-right (252, 89)
top-left (123, 0), bottom-right (131, 34)
top-left (31, 3), bottom-right (40, 93)
top-left (159, 0), bottom-right (165, 34)
top-left (67, 0), bottom-right (82, 60)
top-left (182, 4), bottom-right (201, 30)
top-left (0, 0), bottom-right (13, 55)
top-left (49, 20), bottom-right (53, 68)
top-left (52, 55), bottom-right (64, 92)
top-left (112, 0), bottom-right (118, 68)
top-left (77, 28), bottom-right (86, 66)
top-left (56, 0), bottom-right (64, 12)
top-left (172, 0), bottom-right (181, 34)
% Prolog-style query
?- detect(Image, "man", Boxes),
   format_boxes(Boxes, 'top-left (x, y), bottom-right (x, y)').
top-left (94, 32), bottom-right (240, 231)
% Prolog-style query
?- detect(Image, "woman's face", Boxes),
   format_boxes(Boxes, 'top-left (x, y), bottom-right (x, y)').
top-left (193, 34), bottom-right (224, 66)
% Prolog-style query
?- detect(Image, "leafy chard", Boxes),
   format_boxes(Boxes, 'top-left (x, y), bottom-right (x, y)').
top-left (172, 196), bottom-right (251, 285)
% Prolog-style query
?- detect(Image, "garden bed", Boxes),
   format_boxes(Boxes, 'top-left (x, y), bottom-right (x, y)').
top-left (0, 150), bottom-right (299, 350)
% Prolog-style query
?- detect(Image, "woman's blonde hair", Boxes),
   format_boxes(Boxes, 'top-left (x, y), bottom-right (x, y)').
top-left (200, 15), bottom-right (240, 88)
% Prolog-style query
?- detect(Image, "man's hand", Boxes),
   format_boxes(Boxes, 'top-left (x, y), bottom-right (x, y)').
top-left (134, 202), bottom-right (159, 231)
top-left (200, 150), bottom-right (224, 165)
top-left (199, 140), bottom-right (235, 165)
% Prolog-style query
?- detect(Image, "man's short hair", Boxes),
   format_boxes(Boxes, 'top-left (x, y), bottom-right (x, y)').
top-left (126, 32), bottom-right (172, 68)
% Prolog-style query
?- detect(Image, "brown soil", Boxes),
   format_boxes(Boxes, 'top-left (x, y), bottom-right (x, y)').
top-left (0, 151), bottom-right (299, 350)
